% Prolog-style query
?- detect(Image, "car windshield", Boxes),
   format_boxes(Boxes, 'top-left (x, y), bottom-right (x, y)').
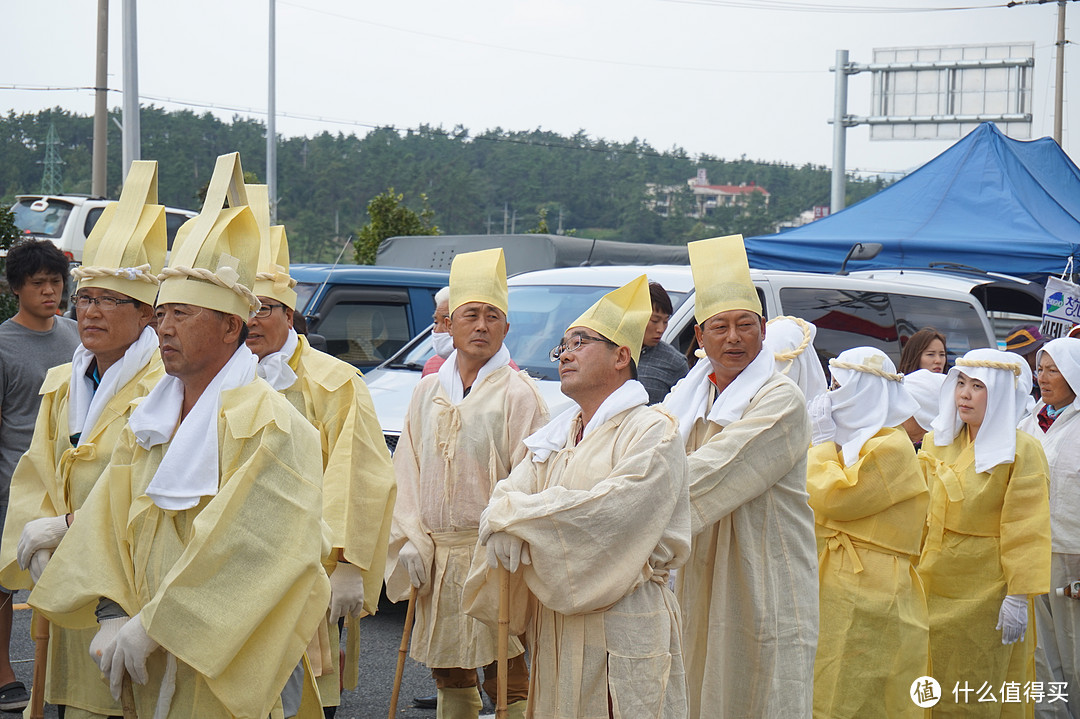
top-left (390, 284), bottom-right (687, 381)
top-left (12, 198), bottom-right (73, 239)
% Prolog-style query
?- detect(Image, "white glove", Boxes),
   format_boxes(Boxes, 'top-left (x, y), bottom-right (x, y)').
top-left (485, 532), bottom-right (531, 573)
top-left (997, 594), bottom-right (1028, 645)
top-left (89, 616), bottom-right (128, 673)
top-left (105, 612), bottom-right (159, 699)
top-left (398, 541), bottom-right (428, 589)
top-left (808, 393), bottom-right (837, 446)
top-left (28, 549), bottom-right (52, 584)
top-left (329, 562), bottom-right (365, 623)
top-left (17, 515), bottom-right (68, 570)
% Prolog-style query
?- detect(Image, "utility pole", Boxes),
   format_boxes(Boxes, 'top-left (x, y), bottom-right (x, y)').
top-left (40, 122), bottom-right (64, 194)
top-left (831, 49), bottom-right (851, 214)
top-left (1055, 0), bottom-right (1067, 144)
top-left (268, 0), bottom-right (278, 223)
top-left (92, 0), bottom-right (108, 197)
top-left (503, 203), bottom-right (509, 234)
top-left (121, 0), bottom-right (140, 180)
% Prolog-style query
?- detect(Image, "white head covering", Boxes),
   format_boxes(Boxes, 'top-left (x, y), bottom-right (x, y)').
top-left (904, 369), bottom-right (947, 431)
top-left (763, 316), bottom-right (827, 404)
top-left (932, 348), bottom-right (1027, 473)
top-left (1037, 337), bottom-right (1080, 403)
top-left (827, 347), bottom-right (919, 466)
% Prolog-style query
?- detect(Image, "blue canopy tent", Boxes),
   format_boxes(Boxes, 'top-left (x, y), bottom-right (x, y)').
top-left (744, 123), bottom-right (1080, 279)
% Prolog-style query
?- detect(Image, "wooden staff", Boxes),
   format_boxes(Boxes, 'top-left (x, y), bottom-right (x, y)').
top-left (496, 566), bottom-right (509, 719)
top-left (388, 586), bottom-right (417, 719)
top-left (120, 674), bottom-right (137, 719)
top-left (29, 611), bottom-right (48, 719)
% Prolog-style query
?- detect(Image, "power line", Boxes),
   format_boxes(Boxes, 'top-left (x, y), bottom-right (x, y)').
top-left (659, 0), bottom-right (1007, 12)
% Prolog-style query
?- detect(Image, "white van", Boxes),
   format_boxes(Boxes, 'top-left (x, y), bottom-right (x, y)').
top-left (10, 194), bottom-right (197, 263)
top-left (362, 264), bottom-right (1043, 452)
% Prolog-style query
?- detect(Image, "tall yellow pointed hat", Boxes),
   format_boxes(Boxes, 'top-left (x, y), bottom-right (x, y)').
top-left (448, 247), bottom-right (508, 316)
top-left (688, 234), bottom-right (762, 323)
top-left (157, 153), bottom-right (261, 318)
top-left (71, 160), bottom-right (166, 305)
top-left (248, 184), bottom-right (298, 309)
top-left (566, 274), bottom-right (651, 364)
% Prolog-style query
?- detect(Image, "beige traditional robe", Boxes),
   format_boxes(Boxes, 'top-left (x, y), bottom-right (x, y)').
top-left (29, 379), bottom-right (331, 719)
top-left (676, 373), bottom-right (818, 719)
top-left (281, 334), bottom-right (396, 700)
top-left (385, 366), bottom-right (547, 668)
top-left (0, 355), bottom-right (163, 716)
top-left (464, 398), bottom-right (691, 719)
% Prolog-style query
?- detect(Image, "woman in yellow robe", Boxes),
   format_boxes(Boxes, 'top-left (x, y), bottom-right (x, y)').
top-left (807, 347), bottom-right (928, 718)
top-left (919, 348), bottom-right (1051, 718)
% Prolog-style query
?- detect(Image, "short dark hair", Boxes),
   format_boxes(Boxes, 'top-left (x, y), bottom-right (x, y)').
top-left (648, 282), bottom-right (673, 316)
top-left (628, 357), bottom-right (638, 381)
top-left (210, 309), bottom-right (251, 347)
top-left (5, 239), bottom-right (70, 291)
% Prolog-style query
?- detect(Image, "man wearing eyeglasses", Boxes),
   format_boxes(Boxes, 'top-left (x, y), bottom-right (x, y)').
top-left (1, 162), bottom-right (163, 717)
top-left (663, 235), bottom-right (817, 719)
top-left (244, 186), bottom-right (395, 718)
top-left (464, 275), bottom-right (691, 718)
top-left (385, 248), bottom-right (547, 719)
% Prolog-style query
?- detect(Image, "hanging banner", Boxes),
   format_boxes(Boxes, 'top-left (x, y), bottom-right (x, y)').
top-left (1040, 275), bottom-right (1080, 340)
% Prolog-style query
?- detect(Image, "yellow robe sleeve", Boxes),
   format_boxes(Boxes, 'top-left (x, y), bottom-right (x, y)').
top-left (289, 339), bottom-right (396, 615)
top-left (686, 378), bottom-right (811, 534)
top-left (1000, 432), bottom-right (1051, 596)
top-left (0, 365), bottom-right (70, 589)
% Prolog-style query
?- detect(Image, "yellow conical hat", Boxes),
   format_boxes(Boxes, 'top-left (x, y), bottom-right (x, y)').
top-left (157, 153), bottom-right (260, 318)
top-left (72, 160), bottom-right (166, 305)
top-left (448, 248), bottom-right (508, 316)
top-left (688, 234), bottom-right (762, 323)
top-left (566, 274), bottom-right (651, 365)
top-left (248, 184), bottom-right (297, 309)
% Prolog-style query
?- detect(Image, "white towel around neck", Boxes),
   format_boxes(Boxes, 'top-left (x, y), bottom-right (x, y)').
top-left (129, 345), bottom-right (258, 510)
top-left (68, 325), bottom-right (160, 445)
top-left (437, 345), bottom-right (511, 404)
top-left (256, 328), bottom-right (299, 391)
top-left (663, 349), bottom-right (776, 444)
top-left (524, 380), bottom-right (649, 462)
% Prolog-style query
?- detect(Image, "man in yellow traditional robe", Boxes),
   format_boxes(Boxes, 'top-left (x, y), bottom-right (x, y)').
top-left (465, 275), bottom-right (691, 719)
top-left (0, 160), bottom-right (165, 718)
top-left (245, 185), bottom-right (396, 715)
top-left (664, 235), bottom-right (818, 718)
top-left (805, 347), bottom-right (928, 719)
top-left (385, 248), bottom-right (547, 719)
top-left (28, 153), bottom-right (330, 719)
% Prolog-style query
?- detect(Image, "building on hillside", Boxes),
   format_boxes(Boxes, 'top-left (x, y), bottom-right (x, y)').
top-left (647, 169), bottom-right (770, 219)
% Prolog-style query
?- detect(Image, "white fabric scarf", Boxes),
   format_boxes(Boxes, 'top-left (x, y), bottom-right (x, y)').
top-left (68, 326), bottom-right (159, 445)
top-left (437, 344), bottom-right (511, 405)
top-left (256, 328), bottom-right (299, 391)
top-left (903, 369), bottom-right (947, 431)
top-left (1037, 338), bottom-right (1080, 408)
top-left (129, 345), bottom-right (258, 510)
top-left (932, 348), bottom-right (1028, 474)
top-left (827, 347), bottom-right (919, 466)
top-left (664, 348), bottom-right (776, 445)
top-left (525, 380), bottom-right (649, 462)
top-left (763, 317), bottom-right (827, 404)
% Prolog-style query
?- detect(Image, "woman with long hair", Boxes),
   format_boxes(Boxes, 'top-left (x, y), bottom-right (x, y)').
top-left (899, 327), bottom-right (948, 375)
top-left (918, 348), bottom-right (1051, 717)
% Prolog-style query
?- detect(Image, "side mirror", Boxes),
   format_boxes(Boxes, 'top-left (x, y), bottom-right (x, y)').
top-left (837, 242), bottom-right (883, 275)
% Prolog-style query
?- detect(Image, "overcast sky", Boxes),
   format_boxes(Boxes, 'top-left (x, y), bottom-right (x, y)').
top-left (2, 0), bottom-right (1075, 179)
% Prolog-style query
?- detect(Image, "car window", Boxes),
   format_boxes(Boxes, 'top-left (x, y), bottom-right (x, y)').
top-left (85, 206), bottom-right (105, 237)
top-left (891, 293), bottom-right (990, 362)
top-left (294, 282), bottom-right (318, 315)
top-left (11, 198), bottom-right (73, 239)
top-left (779, 287), bottom-right (898, 364)
top-left (165, 212), bottom-right (190, 251)
top-left (318, 301), bottom-right (412, 369)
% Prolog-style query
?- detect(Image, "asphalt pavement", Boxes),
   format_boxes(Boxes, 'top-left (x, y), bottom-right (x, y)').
top-left (7, 592), bottom-right (495, 719)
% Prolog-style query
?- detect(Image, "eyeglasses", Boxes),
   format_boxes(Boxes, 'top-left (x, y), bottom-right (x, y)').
top-left (71, 294), bottom-right (138, 311)
top-left (253, 302), bottom-right (287, 319)
top-left (549, 333), bottom-right (617, 362)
